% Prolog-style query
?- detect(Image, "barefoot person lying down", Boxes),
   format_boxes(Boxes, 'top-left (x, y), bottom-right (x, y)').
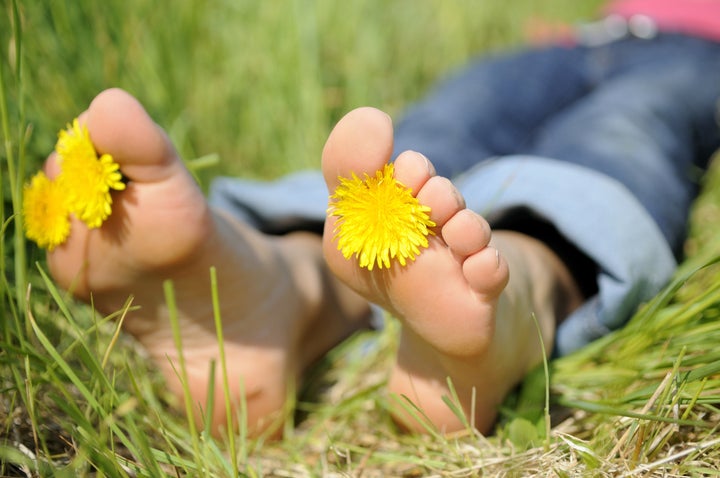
top-left (31, 0), bottom-right (720, 437)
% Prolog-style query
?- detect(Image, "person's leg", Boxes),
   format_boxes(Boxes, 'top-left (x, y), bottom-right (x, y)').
top-left (395, 34), bottom-right (720, 256)
top-left (46, 88), bottom-right (371, 438)
top-left (322, 108), bottom-right (584, 433)
top-left (392, 44), bottom-right (592, 179)
top-left (528, 35), bottom-right (720, 256)
top-left (390, 34), bottom-right (720, 355)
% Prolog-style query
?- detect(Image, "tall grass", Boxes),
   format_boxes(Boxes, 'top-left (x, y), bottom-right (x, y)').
top-left (5, 0), bottom-right (720, 476)
top-left (11, 0), bottom-right (600, 181)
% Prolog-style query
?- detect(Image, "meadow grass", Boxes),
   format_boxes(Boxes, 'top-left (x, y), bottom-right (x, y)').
top-left (3, 0), bottom-right (720, 476)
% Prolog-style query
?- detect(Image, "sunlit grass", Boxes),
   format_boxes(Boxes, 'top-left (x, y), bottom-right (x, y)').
top-left (4, 0), bottom-right (720, 475)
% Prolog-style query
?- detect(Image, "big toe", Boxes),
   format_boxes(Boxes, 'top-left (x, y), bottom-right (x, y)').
top-left (321, 107), bottom-right (394, 190)
top-left (86, 88), bottom-right (183, 183)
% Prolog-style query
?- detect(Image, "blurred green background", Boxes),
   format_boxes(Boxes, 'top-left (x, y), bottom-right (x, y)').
top-left (3, 0), bottom-right (602, 185)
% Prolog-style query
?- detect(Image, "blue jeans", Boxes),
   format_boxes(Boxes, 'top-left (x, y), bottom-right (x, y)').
top-left (210, 33), bottom-right (720, 355)
top-left (394, 33), bottom-right (720, 255)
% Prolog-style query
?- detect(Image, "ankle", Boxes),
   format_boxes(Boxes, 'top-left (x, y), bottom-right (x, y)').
top-left (492, 230), bottom-right (584, 367)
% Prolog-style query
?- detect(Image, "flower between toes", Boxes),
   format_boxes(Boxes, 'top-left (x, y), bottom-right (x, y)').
top-left (328, 163), bottom-right (436, 271)
top-left (56, 119), bottom-right (125, 228)
top-left (23, 118), bottom-right (126, 249)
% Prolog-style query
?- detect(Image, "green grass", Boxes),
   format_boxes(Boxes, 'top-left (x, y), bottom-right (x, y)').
top-left (3, 0), bottom-right (720, 475)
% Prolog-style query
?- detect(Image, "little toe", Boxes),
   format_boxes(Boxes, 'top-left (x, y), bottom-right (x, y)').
top-left (463, 245), bottom-right (509, 298)
top-left (442, 209), bottom-right (508, 296)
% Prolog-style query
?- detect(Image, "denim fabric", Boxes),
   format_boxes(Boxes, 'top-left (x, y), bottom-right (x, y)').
top-left (211, 171), bottom-right (329, 234)
top-left (393, 33), bottom-right (720, 256)
top-left (453, 156), bottom-right (676, 355)
top-left (210, 33), bottom-right (720, 355)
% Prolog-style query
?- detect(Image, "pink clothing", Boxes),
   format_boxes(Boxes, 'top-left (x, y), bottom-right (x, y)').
top-left (606, 0), bottom-right (720, 41)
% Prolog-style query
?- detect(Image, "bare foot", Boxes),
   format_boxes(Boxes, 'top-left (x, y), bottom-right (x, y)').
top-left (46, 89), bottom-right (370, 438)
top-left (322, 108), bottom-right (583, 434)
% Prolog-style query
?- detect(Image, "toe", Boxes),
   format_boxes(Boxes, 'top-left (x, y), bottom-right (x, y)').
top-left (441, 209), bottom-right (491, 256)
top-left (43, 152), bottom-right (62, 179)
top-left (86, 88), bottom-right (182, 183)
top-left (393, 150), bottom-right (435, 194)
top-left (442, 209), bottom-right (508, 296)
top-left (321, 107), bottom-right (394, 191)
top-left (463, 245), bottom-right (509, 298)
top-left (416, 176), bottom-right (466, 227)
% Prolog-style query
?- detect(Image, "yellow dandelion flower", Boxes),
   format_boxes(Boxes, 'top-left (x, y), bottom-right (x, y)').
top-left (23, 171), bottom-right (71, 251)
top-left (56, 118), bottom-right (96, 163)
top-left (328, 163), bottom-right (436, 271)
top-left (56, 120), bottom-right (126, 229)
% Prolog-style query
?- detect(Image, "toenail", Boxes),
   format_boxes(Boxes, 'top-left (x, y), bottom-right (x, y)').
top-left (417, 153), bottom-right (436, 175)
top-left (452, 187), bottom-right (465, 208)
